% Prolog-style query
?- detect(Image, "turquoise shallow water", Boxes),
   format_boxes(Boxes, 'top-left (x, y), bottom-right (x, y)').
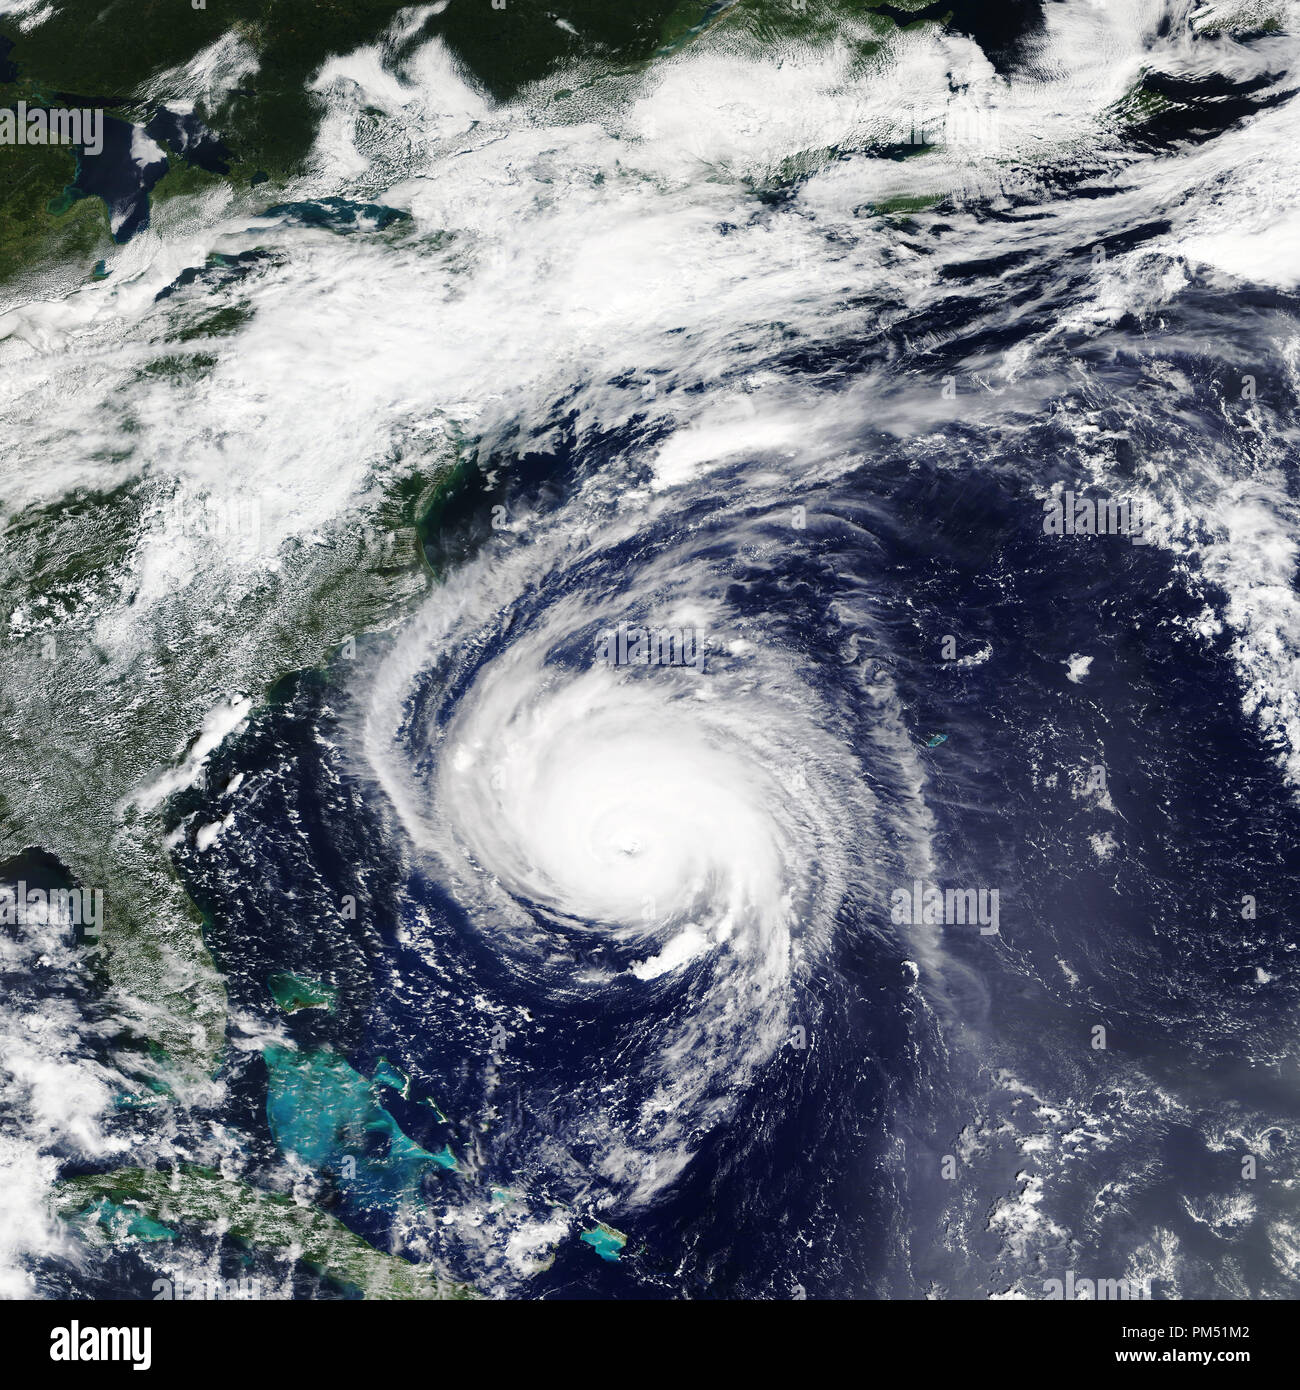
top-left (4, 0), bottom-right (1300, 1304)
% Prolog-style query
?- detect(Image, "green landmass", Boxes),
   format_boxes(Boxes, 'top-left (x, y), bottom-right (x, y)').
top-left (267, 970), bottom-right (338, 1013)
top-left (56, 1165), bottom-right (479, 1298)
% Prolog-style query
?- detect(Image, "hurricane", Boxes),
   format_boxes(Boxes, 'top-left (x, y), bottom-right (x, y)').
top-left (1, 0), bottom-right (1300, 1307)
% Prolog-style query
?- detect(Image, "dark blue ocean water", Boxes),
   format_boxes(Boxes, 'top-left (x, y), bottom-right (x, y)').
top-left (158, 302), bottom-right (1300, 1296)
top-left (23, 6), bottom-right (1300, 1301)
